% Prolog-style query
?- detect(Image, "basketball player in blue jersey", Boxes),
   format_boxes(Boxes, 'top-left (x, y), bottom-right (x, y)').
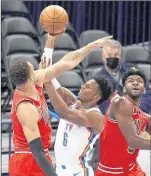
top-left (44, 72), bottom-right (113, 176)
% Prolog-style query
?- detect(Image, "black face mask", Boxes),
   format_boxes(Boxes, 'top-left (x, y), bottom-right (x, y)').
top-left (106, 57), bottom-right (119, 69)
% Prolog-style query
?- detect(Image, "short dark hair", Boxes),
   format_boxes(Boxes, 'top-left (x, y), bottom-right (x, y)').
top-left (9, 61), bottom-right (30, 86)
top-left (94, 74), bottom-right (113, 104)
top-left (122, 67), bottom-right (146, 86)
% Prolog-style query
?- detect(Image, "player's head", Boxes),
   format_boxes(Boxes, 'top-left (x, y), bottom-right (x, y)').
top-left (102, 40), bottom-right (122, 70)
top-left (122, 67), bottom-right (146, 99)
top-left (9, 60), bottom-right (36, 86)
top-left (78, 74), bottom-right (113, 105)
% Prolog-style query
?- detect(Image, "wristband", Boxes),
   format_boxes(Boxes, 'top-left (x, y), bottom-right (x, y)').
top-left (51, 78), bottom-right (61, 89)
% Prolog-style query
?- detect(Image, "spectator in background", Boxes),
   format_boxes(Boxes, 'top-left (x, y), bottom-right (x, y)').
top-left (90, 40), bottom-right (151, 171)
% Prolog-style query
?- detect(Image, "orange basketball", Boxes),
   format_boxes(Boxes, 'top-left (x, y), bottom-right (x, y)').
top-left (39, 5), bottom-right (69, 35)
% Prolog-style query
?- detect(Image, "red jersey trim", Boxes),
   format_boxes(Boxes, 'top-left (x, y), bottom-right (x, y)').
top-left (98, 162), bottom-right (136, 174)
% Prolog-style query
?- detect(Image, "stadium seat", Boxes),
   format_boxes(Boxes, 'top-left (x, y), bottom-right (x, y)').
top-left (5, 55), bottom-right (39, 70)
top-left (79, 30), bottom-right (109, 47)
top-left (57, 71), bottom-right (84, 95)
top-left (87, 68), bottom-right (103, 80)
top-left (123, 46), bottom-right (150, 64)
top-left (1, 0), bottom-right (31, 21)
top-left (2, 35), bottom-right (41, 60)
top-left (52, 50), bottom-right (82, 71)
top-left (41, 33), bottom-right (77, 51)
top-left (82, 48), bottom-right (103, 79)
top-left (1, 17), bottom-right (40, 44)
top-left (37, 21), bottom-right (80, 48)
top-left (136, 64), bottom-right (151, 83)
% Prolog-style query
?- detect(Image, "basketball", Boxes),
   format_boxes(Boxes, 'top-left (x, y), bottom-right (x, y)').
top-left (39, 5), bottom-right (69, 35)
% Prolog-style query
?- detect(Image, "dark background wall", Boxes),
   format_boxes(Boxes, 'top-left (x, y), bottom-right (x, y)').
top-left (24, 1), bottom-right (151, 46)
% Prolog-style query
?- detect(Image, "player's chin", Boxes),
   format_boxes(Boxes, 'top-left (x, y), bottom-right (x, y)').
top-left (131, 92), bottom-right (141, 99)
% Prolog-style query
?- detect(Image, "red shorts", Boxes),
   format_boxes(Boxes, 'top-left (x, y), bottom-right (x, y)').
top-left (9, 152), bottom-right (52, 176)
top-left (95, 163), bottom-right (146, 176)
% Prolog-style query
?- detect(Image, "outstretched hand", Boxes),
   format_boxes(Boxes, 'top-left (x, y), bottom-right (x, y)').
top-left (91, 35), bottom-right (113, 48)
top-left (48, 29), bottom-right (66, 40)
top-left (39, 56), bottom-right (51, 69)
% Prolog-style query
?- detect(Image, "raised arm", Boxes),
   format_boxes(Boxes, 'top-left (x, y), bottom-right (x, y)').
top-left (17, 102), bottom-right (56, 176)
top-left (111, 98), bottom-right (150, 150)
top-left (36, 35), bottom-right (112, 85)
top-left (45, 81), bottom-right (104, 133)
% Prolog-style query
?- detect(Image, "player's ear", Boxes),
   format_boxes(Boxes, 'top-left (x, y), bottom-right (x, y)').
top-left (94, 95), bottom-right (101, 102)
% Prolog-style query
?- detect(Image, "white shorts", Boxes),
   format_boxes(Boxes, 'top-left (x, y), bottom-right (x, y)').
top-left (56, 165), bottom-right (94, 176)
top-left (137, 150), bottom-right (151, 176)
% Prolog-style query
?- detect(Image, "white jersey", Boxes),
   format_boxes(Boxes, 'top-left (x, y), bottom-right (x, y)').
top-left (54, 103), bottom-right (100, 175)
top-left (137, 150), bottom-right (151, 176)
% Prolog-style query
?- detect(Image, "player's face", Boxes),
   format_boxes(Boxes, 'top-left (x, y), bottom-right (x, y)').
top-left (78, 79), bottom-right (101, 103)
top-left (27, 62), bottom-right (36, 83)
top-left (124, 75), bottom-right (145, 99)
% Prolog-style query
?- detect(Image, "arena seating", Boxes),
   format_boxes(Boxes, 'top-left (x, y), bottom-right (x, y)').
top-left (123, 46), bottom-right (150, 64)
top-left (1, 17), bottom-right (40, 45)
top-left (79, 30), bottom-right (109, 47)
top-left (1, 0), bottom-right (32, 21)
top-left (1, 1), bottom-right (151, 175)
top-left (41, 32), bottom-right (78, 51)
top-left (82, 48), bottom-right (103, 80)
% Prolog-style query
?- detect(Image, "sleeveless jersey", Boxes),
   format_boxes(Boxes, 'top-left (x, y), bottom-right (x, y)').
top-left (54, 103), bottom-right (100, 169)
top-left (98, 95), bottom-right (148, 174)
top-left (10, 84), bottom-right (52, 150)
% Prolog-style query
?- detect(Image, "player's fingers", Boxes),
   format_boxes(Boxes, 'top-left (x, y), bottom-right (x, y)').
top-left (43, 56), bottom-right (46, 67)
top-left (104, 35), bottom-right (113, 40)
top-left (48, 58), bottom-right (51, 66)
top-left (41, 56), bottom-right (46, 68)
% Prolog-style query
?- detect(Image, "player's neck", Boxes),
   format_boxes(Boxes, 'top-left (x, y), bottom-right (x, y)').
top-left (125, 95), bottom-right (141, 107)
top-left (16, 81), bottom-right (38, 98)
top-left (78, 101), bottom-right (96, 109)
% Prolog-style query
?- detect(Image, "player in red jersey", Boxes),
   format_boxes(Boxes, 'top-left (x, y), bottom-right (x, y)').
top-left (95, 67), bottom-right (151, 176)
top-left (8, 33), bottom-right (112, 176)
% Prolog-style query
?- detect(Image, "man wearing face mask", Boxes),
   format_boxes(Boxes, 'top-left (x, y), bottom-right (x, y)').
top-left (89, 40), bottom-right (151, 171)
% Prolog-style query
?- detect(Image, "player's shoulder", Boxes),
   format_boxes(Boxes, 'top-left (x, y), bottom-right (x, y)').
top-left (17, 101), bottom-right (35, 113)
top-left (86, 107), bottom-right (102, 116)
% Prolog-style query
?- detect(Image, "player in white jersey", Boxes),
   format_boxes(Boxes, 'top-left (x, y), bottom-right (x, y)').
top-left (137, 131), bottom-right (151, 176)
top-left (45, 74), bottom-right (113, 176)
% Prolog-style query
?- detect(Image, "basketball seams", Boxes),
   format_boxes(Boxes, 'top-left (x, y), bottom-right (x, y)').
top-left (40, 20), bottom-right (67, 24)
top-left (45, 24), bottom-right (64, 33)
top-left (44, 6), bottom-right (65, 20)
top-left (41, 5), bottom-right (68, 35)
top-left (53, 6), bottom-right (55, 35)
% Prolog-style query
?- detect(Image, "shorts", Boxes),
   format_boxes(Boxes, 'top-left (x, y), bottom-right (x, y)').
top-left (56, 165), bottom-right (94, 176)
top-left (95, 163), bottom-right (146, 176)
top-left (9, 152), bottom-right (52, 176)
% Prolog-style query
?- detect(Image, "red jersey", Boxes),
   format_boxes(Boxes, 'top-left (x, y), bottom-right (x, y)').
top-left (98, 95), bottom-right (148, 174)
top-left (10, 84), bottom-right (52, 150)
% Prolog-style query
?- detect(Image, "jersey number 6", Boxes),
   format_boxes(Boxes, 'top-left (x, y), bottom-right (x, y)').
top-left (63, 132), bottom-right (68, 146)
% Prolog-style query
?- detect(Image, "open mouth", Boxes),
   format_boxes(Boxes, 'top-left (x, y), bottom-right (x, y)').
top-left (132, 88), bottom-right (139, 90)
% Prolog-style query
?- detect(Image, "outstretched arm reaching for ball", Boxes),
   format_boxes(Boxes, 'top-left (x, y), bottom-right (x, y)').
top-left (36, 34), bottom-right (113, 86)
